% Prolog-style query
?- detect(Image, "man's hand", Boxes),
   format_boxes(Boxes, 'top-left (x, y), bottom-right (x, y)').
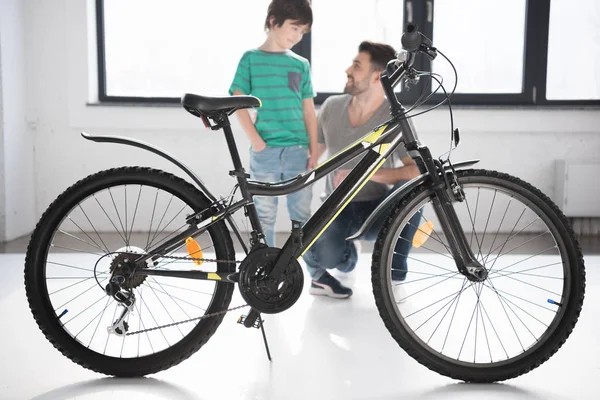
top-left (334, 169), bottom-right (351, 187)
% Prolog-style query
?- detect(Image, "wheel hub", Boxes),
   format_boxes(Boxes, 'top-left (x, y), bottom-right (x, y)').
top-left (109, 246), bottom-right (151, 290)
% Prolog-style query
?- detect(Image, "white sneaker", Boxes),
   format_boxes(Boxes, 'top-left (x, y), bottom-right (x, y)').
top-left (392, 283), bottom-right (408, 303)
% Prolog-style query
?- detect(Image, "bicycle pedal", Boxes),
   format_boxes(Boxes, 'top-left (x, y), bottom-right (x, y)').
top-left (237, 314), bottom-right (262, 329)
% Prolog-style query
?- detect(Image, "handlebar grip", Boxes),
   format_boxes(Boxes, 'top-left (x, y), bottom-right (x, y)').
top-left (401, 23), bottom-right (422, 52)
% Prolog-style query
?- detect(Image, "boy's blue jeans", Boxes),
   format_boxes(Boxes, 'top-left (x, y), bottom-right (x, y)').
top-left (302, 181), bottom-right (421, 281)
top-left (249, 146), bottom-right (312, 247)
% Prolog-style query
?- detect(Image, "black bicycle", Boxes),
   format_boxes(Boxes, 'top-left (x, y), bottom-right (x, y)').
top-left (24, 24), bottom-right (585, 382)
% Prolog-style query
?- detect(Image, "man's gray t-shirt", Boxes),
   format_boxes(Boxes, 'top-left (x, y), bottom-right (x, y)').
top-left (318, 94), bottom-right (409, 202)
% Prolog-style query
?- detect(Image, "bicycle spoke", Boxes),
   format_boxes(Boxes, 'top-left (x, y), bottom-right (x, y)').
top-left (464, 189), bottom-right (485, 259)
top-left (487, 269), bottom-right (562, 297)
top-left (50, 244), bottom-right (104, 256)
top-left (147, 195), bottom-right (175, 248)
top-left (49, 271), bottom-right (110, 296)
top-left (94, 194), bottom-right (127, 244)
top-left (468, 188), bottom-right (480, 249)
top-left (146, 189), bottom-right (160, 250)
top-left (487, 279), bottom-right (540, 341)
top-left (77, 204), bottom-right (111, 255)
top-left (491, 270), bottom-right (562, 280)
top-left (53, 276), bottom-right (108, 312)
top-left (144, 281), bottom-right (207, 312)
top-left (426, 278), bottom-right (469, 343)
top-left (63, 293), bottom-right (110, 327)
top-left (56, 230), bottom-right (106, 253)
top-left (146, 280), bottom-right (185, 338)
top-left (398, 270), bottom-right (465, 280)
top-left (148, 204), bottom-right (189, 248)
top-left (135, 287), bottom-right (156, 355)
top-left (481, 283), bottom-right (557, 313)
top-left (489, 245), bottom-right (557, 274)
top-left (483, 197), bottom-right (513, 264)
top-left (478, 190), bottom-right (497, 261)
top-left (394, 271), bottom-right (459, 287)
top-left (457, 283), bottom-right (481, 360)
top-left (397, 273), bottom-right (460, 303)
top-left (127, 185), bottom-right (143, 245)
top-left (416, 209), bottom-right (452, 254)
top-left (412, 285), bottom-right (470, 334)
top-left (407, 283), bottom-right (468, 320)
top-left (88, 296), bottom-right (113, 348)
top-left (394, 252), bottom-right (457, 274)
top-left (141, 291), bottom-right (171, 348)
top-left (155, 281), bottom-right (215, 296)
top-left (66, 216), bottom-right (108, 255)
top-left (489, 261), bottom-right (562, 278)
top-left (108, 187), bottom-right (128, 247)
top-left (47, 261), bottom-right (99, 274)
top-left (396, 234), bottom-right (454, 260)
top-left (104, 303), bottom-right (119, 355)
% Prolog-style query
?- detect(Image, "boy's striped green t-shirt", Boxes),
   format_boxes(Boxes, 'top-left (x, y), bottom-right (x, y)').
top-left (228, 49), bottom-right (316, 147)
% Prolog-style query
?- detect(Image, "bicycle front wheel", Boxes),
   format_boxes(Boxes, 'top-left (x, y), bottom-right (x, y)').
top-left (372, 169), bottom-right (585, 382)
top-left (25, 167), bottom-right (236, 376)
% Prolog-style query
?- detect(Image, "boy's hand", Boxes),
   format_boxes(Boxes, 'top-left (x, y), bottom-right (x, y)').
top-left (307, 153), bottom-right (319, 170)
top-left (252, 139), bottom-right (267, 152)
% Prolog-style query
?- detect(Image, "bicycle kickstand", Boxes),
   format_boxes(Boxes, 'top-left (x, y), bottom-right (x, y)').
top-left (238, 308), bottom-right (272, 361)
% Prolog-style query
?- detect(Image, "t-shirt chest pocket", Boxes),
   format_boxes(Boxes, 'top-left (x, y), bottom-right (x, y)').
top-left (288, 71), bottom-right (301, 93)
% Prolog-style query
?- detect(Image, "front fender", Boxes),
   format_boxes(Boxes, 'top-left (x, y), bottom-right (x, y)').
top-left (81, 132), bottom-right (218, 203)
top-left (346, 159), bottom-right (480, 240)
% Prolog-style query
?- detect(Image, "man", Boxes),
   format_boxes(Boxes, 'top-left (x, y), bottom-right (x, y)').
top-left (302, 41), bottom-right (421, 298)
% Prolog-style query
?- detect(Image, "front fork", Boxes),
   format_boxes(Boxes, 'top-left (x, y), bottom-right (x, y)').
top-left (418, 148), bottom-right (488, 282)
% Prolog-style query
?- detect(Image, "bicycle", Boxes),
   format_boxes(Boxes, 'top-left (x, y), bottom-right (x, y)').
top-left (24, 23), bottom-right (585, 383)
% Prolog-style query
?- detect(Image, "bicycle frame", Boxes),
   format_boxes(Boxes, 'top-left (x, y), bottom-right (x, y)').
top-left (82, 60), bottom-right (486, 287)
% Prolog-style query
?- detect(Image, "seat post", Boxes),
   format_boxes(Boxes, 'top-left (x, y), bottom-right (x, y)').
top-left (218, 114), bottom-right (244, 172)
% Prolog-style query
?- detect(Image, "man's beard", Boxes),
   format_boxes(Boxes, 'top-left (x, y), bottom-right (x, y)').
top-left (343, 78), bottom-right (367, 95)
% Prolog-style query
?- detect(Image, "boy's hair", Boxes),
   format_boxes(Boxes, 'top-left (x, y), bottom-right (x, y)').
top-left (264, 0), bottom-right (313, 31)
top-left (358, 41), bottom-right (397, 72)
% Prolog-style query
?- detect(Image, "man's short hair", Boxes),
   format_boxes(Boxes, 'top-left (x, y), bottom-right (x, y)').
top-left (358, 41), bottom-right (397, 72)
top-left (264, 0), bottom-right (313, 31)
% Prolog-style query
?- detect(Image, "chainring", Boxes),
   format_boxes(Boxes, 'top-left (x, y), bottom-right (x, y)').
top-left (238, 247), bottom-right (304, 314)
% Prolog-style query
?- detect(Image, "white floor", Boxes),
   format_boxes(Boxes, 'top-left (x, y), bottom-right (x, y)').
top-left (1, 250), bottom-right (599, 400)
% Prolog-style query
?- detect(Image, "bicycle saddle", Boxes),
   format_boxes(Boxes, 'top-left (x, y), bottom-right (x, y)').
top-left (181, 93), bottom-right (261, 117)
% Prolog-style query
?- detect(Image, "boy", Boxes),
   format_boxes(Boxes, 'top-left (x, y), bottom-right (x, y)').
top-left (229, 0), bottom-right (317, 247)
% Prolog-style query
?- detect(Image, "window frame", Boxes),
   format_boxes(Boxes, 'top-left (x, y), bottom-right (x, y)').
top-left (95, 0), bottom-right (600, 106)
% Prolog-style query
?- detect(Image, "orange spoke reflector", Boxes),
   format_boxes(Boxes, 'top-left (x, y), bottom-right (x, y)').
top-left (186, 237), bottom-right (203, 266)
top-left (412, 221), bottom-right (434, 248)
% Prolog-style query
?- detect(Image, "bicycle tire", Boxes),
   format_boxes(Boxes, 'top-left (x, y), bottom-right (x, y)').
top-left (25, 167), bottom-right (236, 377)
top-left (371, 169), bottom-right (585, 382)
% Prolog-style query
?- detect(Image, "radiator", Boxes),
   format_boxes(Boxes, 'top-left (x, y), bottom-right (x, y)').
top-left (555, 160), bottom-right (600, 237)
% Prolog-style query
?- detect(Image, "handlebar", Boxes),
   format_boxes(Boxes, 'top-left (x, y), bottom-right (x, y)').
top-left (380, 23), bottom-right (437, 116)
top-left (400, 23), bottom-right (422, 53)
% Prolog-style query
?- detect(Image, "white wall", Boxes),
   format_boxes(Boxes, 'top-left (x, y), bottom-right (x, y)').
top-left (0, 0), bottom-right (35, 242)
top-left (0, 27), bottom-right (5, 242)
top-left (14, 0), bottom-right (600, 242)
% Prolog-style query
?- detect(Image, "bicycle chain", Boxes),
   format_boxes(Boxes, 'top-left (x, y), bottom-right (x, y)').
top-left (124, 253), bottom-right (247, 336)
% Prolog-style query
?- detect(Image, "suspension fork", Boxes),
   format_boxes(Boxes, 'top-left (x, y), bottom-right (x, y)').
top-left (417, 146), bottom-right (487, 281)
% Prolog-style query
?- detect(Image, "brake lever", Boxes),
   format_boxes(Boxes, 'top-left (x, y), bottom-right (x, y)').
top-left (420, 44), bottom-right (438, 61)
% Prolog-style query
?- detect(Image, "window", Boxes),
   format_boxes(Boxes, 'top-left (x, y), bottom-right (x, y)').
top-left (99, 0), bottom-right (271, 100)
top-left (311, 0), bottom-right (403, 94)
top-left (432, 0), bottom-right (526, 94)
top-left (546, 0), bottom-right (600, 100)
top-left (96, 0), bottom-right (600, 106)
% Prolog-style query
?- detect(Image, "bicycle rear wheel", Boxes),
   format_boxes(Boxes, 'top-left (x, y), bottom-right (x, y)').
top-left (372, 169), bottom-right (585, 382)
top-left (25, 167), bottom-right (236, 376)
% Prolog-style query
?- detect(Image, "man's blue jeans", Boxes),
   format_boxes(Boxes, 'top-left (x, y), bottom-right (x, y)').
top-left (302, 181), bottom-right (421, 280)
top-left (249, 146), bottom-right (312, 247)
